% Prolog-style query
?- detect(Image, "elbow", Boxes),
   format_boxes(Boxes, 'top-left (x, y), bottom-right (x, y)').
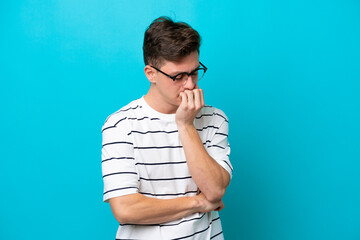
top-left (206, 169), bottom-right (230, 202)
top-left (110, 198), bottom-right (137, 224)
top-left (114, 213), bottom-right (127, 224)
top-left (206, 187), bottom-right (226, 203)
top-left (205, 176), bottom-right (229, 203)
top-left (114, 206), bottom-right (143, 224)
top-left (112, 205), bottom-right (132, 224)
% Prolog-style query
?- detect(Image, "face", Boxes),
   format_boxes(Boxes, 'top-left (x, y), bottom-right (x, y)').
top-left (148, 51), bottom-right (200, 111)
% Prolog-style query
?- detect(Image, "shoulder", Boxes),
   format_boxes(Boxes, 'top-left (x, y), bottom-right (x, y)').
top-left (194, 105), bottom-right (229, 130)
top-left (102, 98), bottom-right (143, 131)
top-left (199, 105), bottom-right (229, 123)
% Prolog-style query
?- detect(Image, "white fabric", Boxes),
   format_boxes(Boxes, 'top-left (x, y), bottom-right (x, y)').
top-left (101, 96), bottom-right (233, 240)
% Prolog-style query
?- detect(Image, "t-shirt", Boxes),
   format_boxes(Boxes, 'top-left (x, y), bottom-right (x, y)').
top-left (101, 96), bottom-right (233, 240)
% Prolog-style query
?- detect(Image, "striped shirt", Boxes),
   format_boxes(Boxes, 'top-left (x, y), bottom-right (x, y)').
top-left (101, 97), bottom-right (233, 240)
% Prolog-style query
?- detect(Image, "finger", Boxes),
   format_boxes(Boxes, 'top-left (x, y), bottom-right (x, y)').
top-left (180, 92), bottom-right (187, 107)
top-left (214, 206), bottom-right (222, 211)
top-left (199, 89), bottom-right (205, 107)
top-left (185, 90), bottom-right (194, 109)
top-left (215, 202), bottom-right (225, 211)
top-left (193, 89), bottom-right (202, 109)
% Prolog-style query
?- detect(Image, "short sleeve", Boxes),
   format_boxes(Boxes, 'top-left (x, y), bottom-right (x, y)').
top-left (101, 119), bottom-right (139, 202)
top-left (206, 115), bottom-right (233, 179)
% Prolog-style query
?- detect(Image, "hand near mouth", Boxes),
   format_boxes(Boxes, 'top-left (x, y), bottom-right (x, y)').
top-left (175, 88), bottom-right (205, 127)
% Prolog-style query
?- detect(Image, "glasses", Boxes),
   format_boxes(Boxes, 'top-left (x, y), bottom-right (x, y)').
top-left (150, 62), bottom-right (207, 86)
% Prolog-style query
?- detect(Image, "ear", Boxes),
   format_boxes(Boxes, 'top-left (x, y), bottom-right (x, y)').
top-left (144, 65), bottom-right (156, 84)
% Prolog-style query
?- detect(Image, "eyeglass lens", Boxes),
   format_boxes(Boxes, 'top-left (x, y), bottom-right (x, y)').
top-left (174, 68), bottom-right (206, 84)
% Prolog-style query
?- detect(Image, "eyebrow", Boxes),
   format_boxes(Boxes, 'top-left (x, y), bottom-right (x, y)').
top-left (169, 64), bottom-right (201, 76)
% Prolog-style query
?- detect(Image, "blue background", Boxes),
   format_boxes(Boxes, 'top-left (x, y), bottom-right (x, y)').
top-left (1, 1), bottom-right (359, 239)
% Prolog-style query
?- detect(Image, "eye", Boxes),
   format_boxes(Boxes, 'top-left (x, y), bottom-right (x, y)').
top-left (174, 73), bottom-right (187, 81)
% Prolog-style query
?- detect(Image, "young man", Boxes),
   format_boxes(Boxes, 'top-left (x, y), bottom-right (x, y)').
top-left (101, 16), bottom-right (233, 239)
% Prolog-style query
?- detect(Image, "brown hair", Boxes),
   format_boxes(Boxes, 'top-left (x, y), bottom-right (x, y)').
top-left (143, 16), bottom-right (201, 67)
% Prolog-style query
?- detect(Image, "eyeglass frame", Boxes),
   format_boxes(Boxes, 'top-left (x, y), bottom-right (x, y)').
top-left (150, 62), bottom-right (208, 83)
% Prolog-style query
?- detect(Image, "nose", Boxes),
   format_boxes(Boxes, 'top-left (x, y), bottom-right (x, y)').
top-left (183, 75), bottom-right (196, 90)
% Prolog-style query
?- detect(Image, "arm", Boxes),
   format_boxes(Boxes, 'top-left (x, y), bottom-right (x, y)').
top-left (109, 192), bottom-right (224, 225)
top-left (176, 89), bottom-right (231, 203)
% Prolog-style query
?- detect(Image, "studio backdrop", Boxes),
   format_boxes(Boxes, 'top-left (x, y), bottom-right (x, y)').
top-left (1, 0), bottom-right (359, 239)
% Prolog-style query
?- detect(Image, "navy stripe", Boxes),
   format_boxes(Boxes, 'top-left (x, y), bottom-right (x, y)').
top-left (212, 216), bottom-right (220, 222)
top-left (103, 186), bottom-right (138, 195)
top-left (195, 113), bottom-right (213, 119)
top-left (195, 109), bottom-right (228, 122)
top-left (117, 116), bottom-right (159, 121)
top-left (105, 105), bottom-right (141, 124)
top-left (139, 176), bottom-right (192, 181)
top-left (196, 125), bottom-right (219, 131)
top-left (103, 172), bottom-right (137, 178)
top-left (114, 116), bottom-right (128, 124)
top-left (128, 130), bottom-right (178, 136)
top-left (171, 216), bottom-right (220, 240)
top-left (128, 116), bottom-right (144, 120)
top-left (101, 125), bottom-right (116, 132)
top-left (103, 116), bottom-right (162, 132)
top-left (102, 117), bottom-right (126, 132)
top-left (208, 145), bottom-right (225, 149)
top-left (102, 141), bottom-right (133, 147)
top-left (117, 214), bottom-right (221, 234)
top-left (127, 116), bottom-right (160, 121)
top-left (203, 140), bottom-right (211, 145)
top-left (161, 213), bottom-right (206, 227)
top-left (136, 161), bottom-right (186, 166)
top-left (117, 105), bottom-right (141, 113)
top-left (215, 132), bottom-right (228, 137)
top-left (210, 231), bottom-right (223, 239)
top-left (214, 113), bottom-right (229, 122)
top-left (102, 156), bottom-right (134, 163)
top-left (134, 146), bottom-right (182, 149)
top-left (120, 213), bottom-right (206, 227)
top-left (139, 190), bottom-right (198, 197)
top-left (223, 160), bottom-right (233, 171)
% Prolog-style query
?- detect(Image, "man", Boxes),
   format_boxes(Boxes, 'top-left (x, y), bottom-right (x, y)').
top-left (101, 16), bottom-right (233, 239)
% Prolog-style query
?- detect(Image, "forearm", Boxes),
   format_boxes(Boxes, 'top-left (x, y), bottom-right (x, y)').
top-left (177, 124), bottom-right (230, 202)
top-left (109, 193), bottom-right (203, 225)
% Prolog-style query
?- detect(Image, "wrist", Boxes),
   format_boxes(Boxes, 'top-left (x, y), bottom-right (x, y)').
top-left (190, 195), bottom-right (202, 213)
top-left (176, 122), bottom-right (195, 131)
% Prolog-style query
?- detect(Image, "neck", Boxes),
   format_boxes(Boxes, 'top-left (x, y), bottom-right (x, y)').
top-left (144, 85), bottom-right (178, 114)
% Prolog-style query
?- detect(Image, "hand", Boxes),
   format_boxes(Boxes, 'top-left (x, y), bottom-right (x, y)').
top-left (175, 88), bottom-right (205, 127)
top-left (195, 192), bottom-right (225, 213)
